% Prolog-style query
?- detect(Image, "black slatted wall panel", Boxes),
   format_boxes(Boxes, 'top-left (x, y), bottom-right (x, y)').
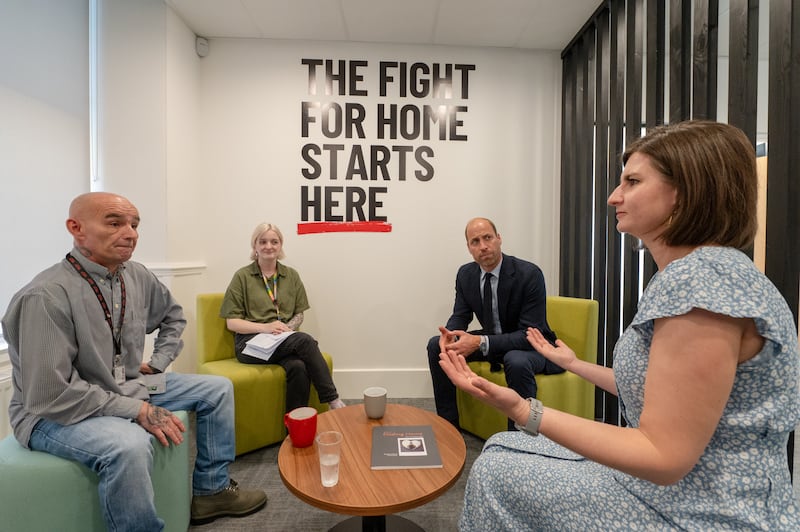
top-left (767, 0), bottom-right (800, 469)
top-left (592, 7), bottom-right (613, 422)
top-left (670, 0), bottom-right (692, 121)
top-left (605, 0), bottom-right (626, 424)
top-left (766, 1), bottom-right (800, 326)
top-left (645, 0), bottom-right (666, 129)
top-left (573, 33), bottom-right (592, 299)
top-left (692, 0), bottom-right (719, 119)
top-left (727, 0), bottom-right (760, 145)
top-left (642, 0), bottom-right (665, 284)
top-left (560, 51), bottom-right (576, 297)
top-left (622, 0), bottom-right (644, 330)
top-left (559, 0), bottom-right (800, 472)
top-left (578, 31), bottom-right (596, 300)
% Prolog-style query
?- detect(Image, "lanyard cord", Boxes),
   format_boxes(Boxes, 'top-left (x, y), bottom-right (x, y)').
top-left (262, 273), bottom-right (280, 321)
top-left (66, 253), bottom-right (126, 355)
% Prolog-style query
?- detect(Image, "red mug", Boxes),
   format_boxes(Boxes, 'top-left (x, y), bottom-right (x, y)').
top-left (284, 406), bottom-right (318, 447)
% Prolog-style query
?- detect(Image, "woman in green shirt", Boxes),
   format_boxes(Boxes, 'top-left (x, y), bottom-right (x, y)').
top-left (220, 223), bottom-right (345, 412)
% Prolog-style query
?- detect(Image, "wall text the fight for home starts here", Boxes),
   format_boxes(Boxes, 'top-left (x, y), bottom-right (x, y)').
top-left (297, 59), bottom-right (475, 229)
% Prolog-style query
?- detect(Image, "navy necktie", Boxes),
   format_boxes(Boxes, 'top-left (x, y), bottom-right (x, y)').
top-left (483, 272), bottom-right (494, 334)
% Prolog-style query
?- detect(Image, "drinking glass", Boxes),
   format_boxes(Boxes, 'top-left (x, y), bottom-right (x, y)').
top-left (316, 431), bottom-right (343, 487)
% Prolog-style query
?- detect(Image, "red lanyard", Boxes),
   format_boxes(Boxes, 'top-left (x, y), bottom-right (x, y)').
top-left (66, 253), bottom-right (126, 356)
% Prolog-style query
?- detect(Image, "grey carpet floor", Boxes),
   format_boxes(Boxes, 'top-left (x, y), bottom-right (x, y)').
top-left (188, 398), bottom-right (485, 531)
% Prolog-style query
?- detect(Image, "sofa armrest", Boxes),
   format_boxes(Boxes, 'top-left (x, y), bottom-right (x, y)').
top-left (196, 293), bottom-right (236, 365)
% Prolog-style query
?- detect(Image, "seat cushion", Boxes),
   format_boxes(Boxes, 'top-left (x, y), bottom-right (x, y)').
top-left (0, 410), bottom-right (190, 532)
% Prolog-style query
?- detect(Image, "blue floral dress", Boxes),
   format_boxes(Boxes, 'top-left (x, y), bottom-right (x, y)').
top-left (460, 247), bottom-right (800, 531)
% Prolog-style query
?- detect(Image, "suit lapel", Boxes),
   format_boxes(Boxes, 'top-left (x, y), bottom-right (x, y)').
top-left (497, 255), bottom-right (514, 325)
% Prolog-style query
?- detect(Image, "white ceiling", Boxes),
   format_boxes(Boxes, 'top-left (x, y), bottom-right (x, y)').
top-left (164, 0), bottom-right (602, 52)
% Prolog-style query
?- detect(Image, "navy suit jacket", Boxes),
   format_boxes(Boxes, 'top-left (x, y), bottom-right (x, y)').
top-left (445, 253), bottom-right (556, 359)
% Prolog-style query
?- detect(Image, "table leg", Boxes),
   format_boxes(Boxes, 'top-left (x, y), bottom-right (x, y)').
top-left (329, 514), bottom-right (425, 532)
top-left (361, 515), bottom-right (385, 532)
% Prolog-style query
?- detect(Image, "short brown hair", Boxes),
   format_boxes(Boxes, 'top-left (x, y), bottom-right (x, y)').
top-left (622, 120), bottom-right (757, 249)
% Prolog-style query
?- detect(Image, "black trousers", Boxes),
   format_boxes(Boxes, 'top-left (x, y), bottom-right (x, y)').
top-left (235, 331), bottom-right (339, 412)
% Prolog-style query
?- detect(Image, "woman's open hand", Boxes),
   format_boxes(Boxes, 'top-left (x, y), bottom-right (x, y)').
top-left (438, 349), bottom-right (528, 421)
top-left (527, 327), bottom-right (577, 370)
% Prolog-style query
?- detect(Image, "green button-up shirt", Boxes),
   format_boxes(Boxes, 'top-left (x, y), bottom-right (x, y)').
top-left (220, 261), bottom-right (310, 324)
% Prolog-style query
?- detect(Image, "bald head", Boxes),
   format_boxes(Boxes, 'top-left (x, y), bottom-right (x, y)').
top-left (69, 192), bottom-right (129, 219)
top-left (66, 192), bottom-right (140, 272)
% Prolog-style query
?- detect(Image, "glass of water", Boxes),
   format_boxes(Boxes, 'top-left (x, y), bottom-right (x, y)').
top-left (316, 431), bottom-right (343, 487)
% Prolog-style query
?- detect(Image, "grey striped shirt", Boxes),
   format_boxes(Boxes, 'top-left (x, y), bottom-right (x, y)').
top-left (1, 248), bottom-right (186, 447)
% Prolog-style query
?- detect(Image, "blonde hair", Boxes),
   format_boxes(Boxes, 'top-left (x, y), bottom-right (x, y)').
top-left (249, 223), bottom-right (286, 260)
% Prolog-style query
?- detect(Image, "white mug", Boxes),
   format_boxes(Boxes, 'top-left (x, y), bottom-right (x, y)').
top-left (363, 386), bottom-right (387, 419)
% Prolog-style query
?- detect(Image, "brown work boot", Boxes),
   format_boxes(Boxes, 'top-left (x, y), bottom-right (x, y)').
top-left (190, 479), bottom-right (267, 524)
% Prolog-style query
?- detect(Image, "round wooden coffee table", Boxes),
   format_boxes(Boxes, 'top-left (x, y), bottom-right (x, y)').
top-left (278, 404), bottom-right (466, 531)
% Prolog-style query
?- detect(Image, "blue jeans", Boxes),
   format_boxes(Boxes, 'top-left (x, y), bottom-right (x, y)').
top-left (29, 373), bottom-right (235, 532)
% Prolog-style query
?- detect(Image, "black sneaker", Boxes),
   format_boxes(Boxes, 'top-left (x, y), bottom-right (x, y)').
top-left (190, 479), bottom-right (267, 525)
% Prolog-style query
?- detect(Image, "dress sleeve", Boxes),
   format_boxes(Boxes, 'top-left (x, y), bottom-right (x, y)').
top-left (631, 248), bottom-right (794, 348)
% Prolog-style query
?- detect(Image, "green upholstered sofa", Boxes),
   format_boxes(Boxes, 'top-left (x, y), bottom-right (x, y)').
top-left (456, 295), bottom-right (599, 440)
top-left (196, 293), bottom-right (331, 455)
top-left (0, 410), bottom-right (190, 532)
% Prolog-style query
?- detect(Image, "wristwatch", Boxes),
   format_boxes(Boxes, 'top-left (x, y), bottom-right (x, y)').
top-left (514, 397), bottom-right (543, 436)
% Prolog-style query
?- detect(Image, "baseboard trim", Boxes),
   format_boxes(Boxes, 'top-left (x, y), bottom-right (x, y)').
top-left (332, 368), bottom-right (434, 400)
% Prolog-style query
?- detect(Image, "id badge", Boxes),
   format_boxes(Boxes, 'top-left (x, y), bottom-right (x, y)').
top-left (113, 354), bottom-right (125, 384)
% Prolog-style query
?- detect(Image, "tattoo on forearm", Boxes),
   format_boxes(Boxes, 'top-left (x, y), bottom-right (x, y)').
top-left (286, 312), bottom-right (304, 330)
top-left (146, 405), bottom-right (172, 427)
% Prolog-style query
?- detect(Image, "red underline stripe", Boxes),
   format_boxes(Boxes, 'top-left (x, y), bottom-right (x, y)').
top-left (297, 221), bottom-right (393, 234)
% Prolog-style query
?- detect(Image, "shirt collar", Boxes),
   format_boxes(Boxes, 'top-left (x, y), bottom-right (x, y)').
top-left (248, 260), bottom-right (285, 277)
top-left (481, 256), bottom-right (503, 281)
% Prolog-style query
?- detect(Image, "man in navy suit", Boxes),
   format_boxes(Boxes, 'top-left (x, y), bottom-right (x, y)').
top-left (427, 217), bottom-right (563, 429)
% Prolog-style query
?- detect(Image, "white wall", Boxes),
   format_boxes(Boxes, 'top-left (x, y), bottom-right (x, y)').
top-left (1, 1), bottom-right (562, 399)
top-left (0, 0), bottom-right (89, 437)
top-left (0, 0), bottom-right (90, 319)
top-left (192, 38), bottom-right (562, 397)
top-left (94, 0), bottom-right (205, 374)
top-left (96, 0), bottom-right (169, 258)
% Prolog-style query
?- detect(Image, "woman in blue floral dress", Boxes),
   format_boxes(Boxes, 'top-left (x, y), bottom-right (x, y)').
top-left (439, 121), bottom-right (800, 530)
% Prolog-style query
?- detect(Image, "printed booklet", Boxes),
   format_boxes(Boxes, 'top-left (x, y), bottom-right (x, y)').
top-left (370, 425), bottom-right (443, 470)
top-left (241, 331), bottom-right (294, 361)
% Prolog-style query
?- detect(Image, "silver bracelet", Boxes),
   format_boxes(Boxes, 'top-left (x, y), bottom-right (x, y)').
top-left (514, 397), bottom-right (543, 436)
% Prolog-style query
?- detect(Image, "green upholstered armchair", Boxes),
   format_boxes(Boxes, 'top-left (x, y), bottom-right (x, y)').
top-left (196, 293), bottom-right (332, 455)
top-left (456, 295), bottom-right (599, 440)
